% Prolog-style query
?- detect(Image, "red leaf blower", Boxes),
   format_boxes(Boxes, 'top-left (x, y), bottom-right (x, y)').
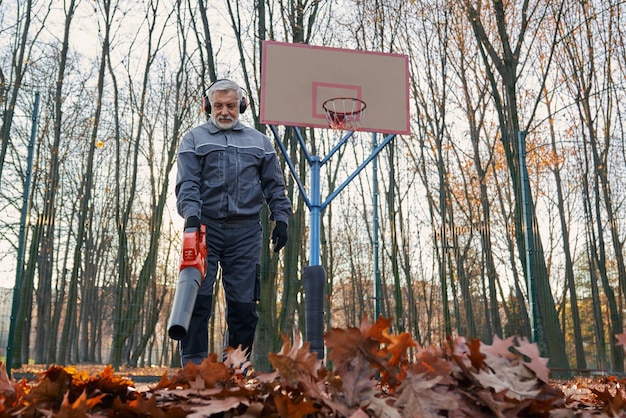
top-left (167, 225), bottom-right (207, 340)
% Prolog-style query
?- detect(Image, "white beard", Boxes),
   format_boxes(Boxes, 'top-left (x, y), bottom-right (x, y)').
top-left (213, 115), bottom-right (238, 130)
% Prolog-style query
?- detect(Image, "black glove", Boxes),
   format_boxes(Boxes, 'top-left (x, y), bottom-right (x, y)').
top-left (271, 221), bottom-right (288, 253)
top-left (184, 216), bottom-right (201, 230)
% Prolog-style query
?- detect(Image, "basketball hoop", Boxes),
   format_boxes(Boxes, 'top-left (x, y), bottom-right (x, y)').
top-left (322, 97), bottom-right (366, 131)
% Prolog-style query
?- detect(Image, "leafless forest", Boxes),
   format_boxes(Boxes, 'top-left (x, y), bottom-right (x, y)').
top-left (0, 0), bottom-right (625, 375)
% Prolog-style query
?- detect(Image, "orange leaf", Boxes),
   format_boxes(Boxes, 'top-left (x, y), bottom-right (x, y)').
top-left (468, 338), bottom-right (486, 371)
top-left (383, 330), bottom-right (418, 366)
top-left (55, 390), bottom-right (106, 418)
top-left (273, 391), bottom-right (319, 418)
top-left (167, 354), bottom-right (231, 389)
top-left (361, 316), bottom-right (391, 344)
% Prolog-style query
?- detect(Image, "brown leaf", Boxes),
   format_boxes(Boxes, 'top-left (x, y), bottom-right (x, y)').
top-left (114, 394), bottom-right (173, 417)
top-left (394, 373), bottom-right (459, 417)
top-left (326, 317), bottom-right (401, 388)
top-left (473, 362), bottom-right (540, 401)
top-left (55, 390), bottom-right (105, 418)
top-left (591, 387), bottom-right (626, 416)
top-left (187, 396), bottom-right (249, 418)
top-left (468, 338), bottom-right (486, 371)
top-left (411, 347), bottom-right (453, 384)
top-left (273, 391), bottom-right (319, 418)
top-left (514, 338), bottom-right (550, 383)
top-left (472, 388), bottom-right (517, 417)
top-left (27, 365), bottom-right (72, 406)
top-left (170, 355), bottom-right (231, 389)
top-left (268, 334), bottom-right (322, 386)
top-left (325, 326), bottom-right (364, 372)
top-left (339, 355), bottom-right (378, 408)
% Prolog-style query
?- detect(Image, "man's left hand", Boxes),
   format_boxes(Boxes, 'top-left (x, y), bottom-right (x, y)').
top-left (271, 221), bottom-right (288, 253)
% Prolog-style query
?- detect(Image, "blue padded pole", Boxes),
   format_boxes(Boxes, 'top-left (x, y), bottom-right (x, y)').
top-left (310, 156), bottom-right (322, 265)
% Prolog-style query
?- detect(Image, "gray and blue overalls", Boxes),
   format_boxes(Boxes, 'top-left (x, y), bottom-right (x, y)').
top-left (175, 119), bottom-right (292, 366)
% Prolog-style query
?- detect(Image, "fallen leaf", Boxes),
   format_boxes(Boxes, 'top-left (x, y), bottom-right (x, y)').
top-left (273, 390), bottom-right (319, 418)
top-left (514, 338), bottom-right (551, 383)
top-left (394, 373), bottom-right (459, 417)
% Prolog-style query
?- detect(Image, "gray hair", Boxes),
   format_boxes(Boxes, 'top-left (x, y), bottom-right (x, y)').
top-left (207, 79), bottom-right (243, 102)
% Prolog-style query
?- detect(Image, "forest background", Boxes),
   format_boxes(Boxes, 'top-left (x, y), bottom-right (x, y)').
top-left (0, 0), bottom-right (625, 376)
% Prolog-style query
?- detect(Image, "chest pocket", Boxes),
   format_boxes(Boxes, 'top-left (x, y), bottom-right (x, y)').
top-left (236, 147), bottom-right (264, 183)
top-left (196, 144), bottom-right (226, 186)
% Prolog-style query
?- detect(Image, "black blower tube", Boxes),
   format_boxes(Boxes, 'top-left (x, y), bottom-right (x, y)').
top-left (167, 266), bottom-right (202, 340)
top-left (303, 265), bottom-right (325, 359)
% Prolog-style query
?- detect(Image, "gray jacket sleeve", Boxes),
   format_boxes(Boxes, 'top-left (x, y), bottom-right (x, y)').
top-left (175, 130), bottom-right (202, 220)
top-left (260, 136), bottom-right (292, 224)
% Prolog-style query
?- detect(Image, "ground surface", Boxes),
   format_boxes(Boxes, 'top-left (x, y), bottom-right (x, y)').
top-left (3, 321), bottom-right (626, 416)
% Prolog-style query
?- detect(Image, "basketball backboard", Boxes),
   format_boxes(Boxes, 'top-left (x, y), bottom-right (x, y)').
top-left (260, 41), bottom-right (410, 135)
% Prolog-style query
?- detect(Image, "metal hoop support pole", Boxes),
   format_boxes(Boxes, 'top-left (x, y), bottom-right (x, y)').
top-left (269, 125), bottom-right (395, 359)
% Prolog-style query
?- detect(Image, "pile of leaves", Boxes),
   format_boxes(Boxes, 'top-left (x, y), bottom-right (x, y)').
top-left (1, 317), bottom-right (625, 417)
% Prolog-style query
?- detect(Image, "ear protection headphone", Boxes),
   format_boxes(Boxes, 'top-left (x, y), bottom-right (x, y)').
top-left (202, 79), bottom-right (248, 114)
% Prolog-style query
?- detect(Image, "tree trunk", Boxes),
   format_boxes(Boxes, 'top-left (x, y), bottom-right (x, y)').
top-left (462, 0), bottom-right (568, 367)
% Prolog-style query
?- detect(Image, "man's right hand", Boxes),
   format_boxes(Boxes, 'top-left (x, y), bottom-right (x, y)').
top-left (184, 216), bottom-right (201, 230)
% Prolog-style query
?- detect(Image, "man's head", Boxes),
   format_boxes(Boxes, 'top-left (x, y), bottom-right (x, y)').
top-left (204, 79), bottom-right (247, 130)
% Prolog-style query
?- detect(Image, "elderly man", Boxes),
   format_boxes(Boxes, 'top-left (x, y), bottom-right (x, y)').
top-left (175, 79), bottom-right (292, 366)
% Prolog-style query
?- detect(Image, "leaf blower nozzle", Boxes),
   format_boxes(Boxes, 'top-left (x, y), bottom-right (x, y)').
top-left (167, 225), bottom-right (207, 340)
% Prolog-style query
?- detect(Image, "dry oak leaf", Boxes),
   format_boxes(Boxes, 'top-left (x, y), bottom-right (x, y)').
top-left (0, 362), bottom-right (15, 398)
top-left (273, 390), bottom-right (320, 418)
top-left (481, 335), bottom-right (519, 361)
top-left (468, 338), bottom-right (487, 371)
top-left (54, 390), bottom-right (105, 418)
top-left (411, 346), bottom-right (454, 385)
top-left (26, 366), bottom-right (73, 407)
top-left (591, 387), bottom-right (626, 416)
top-left (0, 362), bottom-right (29, 410)
top-left (361, 315), bottom-right (393, 344)
top-left (325, 326), bottom-right (367, 373)
top-left (268, 333), bottom-right (323, 386)
top-left (445, 336), bottom-right (473, 372)
top-left (223, 345), bottom-right (252, 377)
top-left (187, 396), bottom-right (250, 418)
top-left (472, 361), bottom-right (541, 401)
top-left (382, 329), bottom-right (418, 367)
top-left (338, 354), bottom-right (379, 409)
top-left (518, 385), bottom-right (567, 416)
top-left (112, 394), bottom-right (188, 418)
top-left (327, 316), bottom-right (402, 389)
top-left (393, 373), bottom-right (459, 418)
top-left (480, 338), bottom-right (523, 378)
top-left (513, 338), bottom-right (551, 384)
top-left (165, 355), bottom-right (231, 389)
top-left (467, 388), bottom-right (517, 418)
top-left (84, 365), bottom-right (134, 398)
top-left (363, 391), bottom-right (402, 418)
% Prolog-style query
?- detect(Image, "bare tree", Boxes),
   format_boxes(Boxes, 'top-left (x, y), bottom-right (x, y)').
top-left (460, 0), bottom-right (569, 368)
top-left (110, 0), bottom-right (176, 368)
top-left (0, 0), bottom-right (51, 186)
